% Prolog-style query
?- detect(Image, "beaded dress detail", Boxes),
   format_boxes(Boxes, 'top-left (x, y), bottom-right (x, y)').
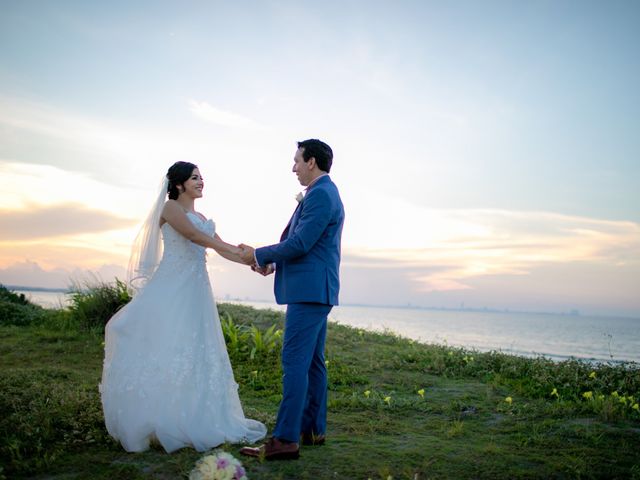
top-left (100, 213), bottom-right (266, 452)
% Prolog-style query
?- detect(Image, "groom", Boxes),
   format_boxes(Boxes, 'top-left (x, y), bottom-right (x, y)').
top-left (239, 139), bottom-right (344, 460)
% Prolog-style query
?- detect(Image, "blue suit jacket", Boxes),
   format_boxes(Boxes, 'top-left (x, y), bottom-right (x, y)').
top-left (255, 175), bottom-right (344, 305)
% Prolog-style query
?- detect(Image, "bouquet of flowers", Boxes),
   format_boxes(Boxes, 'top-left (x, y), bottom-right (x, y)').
top-left (189, 450), bottom-right (248, 480)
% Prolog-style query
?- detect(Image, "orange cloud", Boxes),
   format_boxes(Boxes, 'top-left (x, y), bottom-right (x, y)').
top-left (343, 209), bottom-right (640, 293)
top-left (0, 203), bottom-right (137, 240)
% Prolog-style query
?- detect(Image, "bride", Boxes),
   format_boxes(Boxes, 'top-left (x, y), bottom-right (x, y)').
top-left (100, 161), bottom-right (266, 453)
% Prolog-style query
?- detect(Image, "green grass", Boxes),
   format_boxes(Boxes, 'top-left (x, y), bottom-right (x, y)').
top-left (1, 292), bottom-right (639, 479)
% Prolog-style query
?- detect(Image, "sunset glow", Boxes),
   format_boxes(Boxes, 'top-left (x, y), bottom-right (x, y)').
top-left (1, 1), bottom-right (638, 316)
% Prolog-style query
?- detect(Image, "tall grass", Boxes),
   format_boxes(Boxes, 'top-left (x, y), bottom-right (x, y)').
top-left (67, 278), bottom-right (132, 332)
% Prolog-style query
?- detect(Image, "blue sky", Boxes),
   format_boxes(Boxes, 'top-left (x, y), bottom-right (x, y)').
top-left (1, 1), bottom-right (639, 316)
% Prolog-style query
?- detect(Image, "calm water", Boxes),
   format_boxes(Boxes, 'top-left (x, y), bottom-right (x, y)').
top-left (232, 300), bottom-right (640, 364)
top-left (20, 291), bottom-right (640, 364)
top-left (16, 290), bottom-right (71, 308)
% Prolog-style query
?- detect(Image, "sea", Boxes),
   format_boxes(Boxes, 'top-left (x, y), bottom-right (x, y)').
top-left (16, 290), bottom-right (640, 365)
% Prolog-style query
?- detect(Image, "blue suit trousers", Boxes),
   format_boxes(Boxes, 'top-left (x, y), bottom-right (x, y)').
top-left (272, 302), bottom-right (332, 442)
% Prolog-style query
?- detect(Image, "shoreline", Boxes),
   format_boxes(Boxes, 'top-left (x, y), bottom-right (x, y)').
top-left (7, 284), bottom-right (640, 320)
top-left (9, 290), bottom-right (640, 365)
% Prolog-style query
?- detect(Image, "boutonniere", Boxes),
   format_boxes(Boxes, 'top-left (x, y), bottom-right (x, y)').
top-left (295, 192), bottom-right (304, 203)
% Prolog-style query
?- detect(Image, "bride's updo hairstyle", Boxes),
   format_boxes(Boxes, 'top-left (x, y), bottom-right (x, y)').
top-left (166, 161), bottom-right (198, 200)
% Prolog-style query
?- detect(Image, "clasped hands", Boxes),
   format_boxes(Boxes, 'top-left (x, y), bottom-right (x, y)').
top-left (238, 244), bottom-right (274, 276)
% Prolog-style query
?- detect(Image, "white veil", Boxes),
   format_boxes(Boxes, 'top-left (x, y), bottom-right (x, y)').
top-left (127, 176), bottom-right (169, 292)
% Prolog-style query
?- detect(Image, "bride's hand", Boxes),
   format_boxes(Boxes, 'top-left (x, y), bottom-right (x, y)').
top-left (237, 244), bottom-right (256, 265)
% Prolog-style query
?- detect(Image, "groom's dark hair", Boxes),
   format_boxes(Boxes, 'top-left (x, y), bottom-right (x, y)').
top-left (298, 139), bottom-right (333, 173)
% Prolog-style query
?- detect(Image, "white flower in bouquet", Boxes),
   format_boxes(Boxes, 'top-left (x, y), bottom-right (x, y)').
top-left (189, 450), bottom-right (248, 480)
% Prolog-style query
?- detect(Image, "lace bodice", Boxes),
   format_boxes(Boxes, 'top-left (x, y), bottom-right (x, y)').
top-left (159, 212), bottom-right (216, 268)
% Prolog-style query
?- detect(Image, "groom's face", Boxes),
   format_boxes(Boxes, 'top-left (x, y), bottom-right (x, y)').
top-left (293, 147), bottom-right (313, 186)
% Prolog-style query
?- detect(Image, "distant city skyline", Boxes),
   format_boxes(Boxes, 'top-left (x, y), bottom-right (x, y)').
top-left (1, 1), bottom-right (639, 317)
top-left (5, 284), bottom-right (622, 320)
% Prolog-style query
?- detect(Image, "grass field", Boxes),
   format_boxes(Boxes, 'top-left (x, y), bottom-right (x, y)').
top-left (1, 286), bottom-right (639, 479)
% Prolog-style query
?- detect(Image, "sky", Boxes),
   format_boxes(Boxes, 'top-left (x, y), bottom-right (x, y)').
top-left (1, 0), bottom-right (639, 317)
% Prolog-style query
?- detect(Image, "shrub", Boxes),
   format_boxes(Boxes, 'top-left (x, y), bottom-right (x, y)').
top-left (67, 278), bottom-right (132, 332)
top-left (220, 312), bottom-right (250, 358)
top-left (0, 285), bottom-right (30, 305)
top-left (0, 285), bottom-right (45, 327)
top-left (248, 323), bottom-right (282, 360)
top-left (220, 311), bottom-right (283, 363)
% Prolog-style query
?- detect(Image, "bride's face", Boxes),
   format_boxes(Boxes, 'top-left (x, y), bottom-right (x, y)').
top-left (181, 168), bottom-right (204, 199)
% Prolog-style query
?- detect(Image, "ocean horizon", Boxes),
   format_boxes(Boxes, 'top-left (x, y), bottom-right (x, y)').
top-left (8, 284), bottom-right (639, 321)
top-left (13, 289), bottom-right (640, 365)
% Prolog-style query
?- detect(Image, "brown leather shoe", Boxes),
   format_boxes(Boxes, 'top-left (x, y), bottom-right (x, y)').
top-left (240, 437), bottom-right (300, 460)
top-left (301, 433), bottom-right (326, 446)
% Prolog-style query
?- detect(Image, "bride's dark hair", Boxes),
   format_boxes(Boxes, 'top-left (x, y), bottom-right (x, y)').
top-left (166, 161), bottom-right (198, 200)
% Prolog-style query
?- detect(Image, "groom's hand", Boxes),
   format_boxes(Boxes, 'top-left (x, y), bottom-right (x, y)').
top-left (238, 243), bottom-right (256, 265)
top-left (252, 263), bottom-right (275, 276)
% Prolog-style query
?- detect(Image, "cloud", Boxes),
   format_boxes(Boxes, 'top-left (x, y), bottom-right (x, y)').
top-left (0, 96), bottom-right (207, 188)
top-left (0, 203), bottom-right (137, 240)
top-left (0, 96), bottom-right (142, 174)
top-left (0, 260), bottom-right (126, 290)
top-left (343, 205), bottom-right (640, 294)
top-left (1, 211), bottom-right (638, 316)
top-left (188, 100), bottom-right (264, 129)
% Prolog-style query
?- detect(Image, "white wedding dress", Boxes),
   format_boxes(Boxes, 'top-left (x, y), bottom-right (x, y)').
top-left (100, 212), bottom-right (266, 452)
